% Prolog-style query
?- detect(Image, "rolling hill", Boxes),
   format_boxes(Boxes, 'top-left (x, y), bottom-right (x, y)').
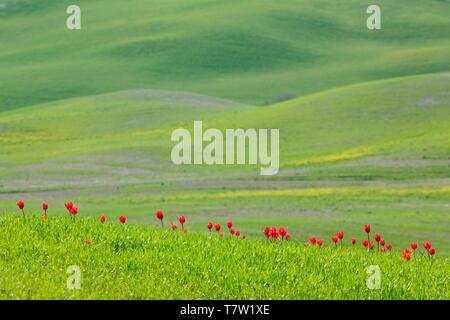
top-left (0, 73), bottom-right (448, 254)
top-left (1, 0), bottom-right (450, 110)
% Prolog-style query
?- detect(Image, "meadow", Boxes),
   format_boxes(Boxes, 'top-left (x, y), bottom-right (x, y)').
top-left (0, 215), bottom-right (448, 300)
top-left (0, 0), bottom-right (449, 299)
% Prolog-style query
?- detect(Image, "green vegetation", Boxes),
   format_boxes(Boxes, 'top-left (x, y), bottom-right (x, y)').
top-left (0, 0), bottom-right (448, 299)
top-left (0, 216), bottom-right (448, 299)
top-left (1, 0), bottom-right (449, 109)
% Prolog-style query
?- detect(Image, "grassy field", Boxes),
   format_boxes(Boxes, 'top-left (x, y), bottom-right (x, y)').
top-left (1, 0), bottom-right (450, 110)
top-left (0, 0), bottom-right (449, 299)
top-left (1, 73), bottom-right (448, 256)
top-left (0, 215), bottom-right (448, 299)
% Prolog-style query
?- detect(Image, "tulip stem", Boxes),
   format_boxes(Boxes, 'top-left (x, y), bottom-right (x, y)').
top-left (21, 209), bottom-right (25, 217)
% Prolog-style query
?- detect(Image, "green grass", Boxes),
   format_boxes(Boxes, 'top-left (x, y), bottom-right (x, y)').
top-left (0, 215), bottom-right (448, 299)
top-left (1, 0), bottom-right (449, 110)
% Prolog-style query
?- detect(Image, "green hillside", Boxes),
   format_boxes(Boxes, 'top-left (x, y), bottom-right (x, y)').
top-left (1, 73), bottom-right (448, 254)
top-left (1, 0), bottom-right (450, 110)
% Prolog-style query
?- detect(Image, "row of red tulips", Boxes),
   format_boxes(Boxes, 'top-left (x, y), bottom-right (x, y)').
top-left (16, 200), bottom-right (437, 260)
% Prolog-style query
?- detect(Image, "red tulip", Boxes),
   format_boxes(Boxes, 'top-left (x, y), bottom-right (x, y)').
top-left (263, 227), bottom-right (270, 237)
top-left (285, 233), bottom-right (291, 241)
top-left (207, 222), bottom-right (213, 231)
top-left (218, 233), bottom-right (224, 238)
top-left (364, 224), bottom-right (371, 233)
top-left (380, 247), bottom-right (386, 252)
top-left (17, 200), bottom-right (25, 209)
top-left (337, 231), bottom-right (344, 239)
top-left (351, 238), bottom-right (356, 245)
top-left (380, 239), bottom-right (385, 246)
top-left (65, 202), bottom-right (73, 211)
top-left (171, 224), bottom-right (177, 231)
top-left (42, 202), bottom-right (48, 212)
top-left (86, 239), bottom-right (92, 245)
top-left (403, 253), bottom-right (411, 261)
top-left (374, 233), bottom-right (381, 242)
top-left (99, 214), bottom-right (106, 223)
top-left (227, 221), bottom-right (233, 229)
top-left (331, 236), bottom-right (339, 245)
top-left (278, 227), bottom-right (287, 238)
top-left (411, 243), bottom-right (418, 250)
top-left (235, 230), bottom-right (241, 237)
top-left (362, 239), bottom-right (369, 247)
top-left (178, 216), bottom-right (186, 228)
top-left (70, 207), bottom-right (78, 216)
top-left (215, 223), bottom-right (221, 232)
top-left (317, 239), bottom-right (324, 246)
top-left (422, 242), bottom-right (431, 250)
top-left (119, 215), bottom-right (127, 224)
top-left (17, 200), bottom-right (25, 216)
top-left (386, 244), bottom-right (393, 250)
top-left (230, 227), bottom-right (235, 235)
top-left (309, 236), bottom-right (317, 245)
top-left (156, 210), bottom-right (164, 227)
top-left (369, 243), bottom-right (375, 250)
top-left (428, 248), bottom-right (436, 255)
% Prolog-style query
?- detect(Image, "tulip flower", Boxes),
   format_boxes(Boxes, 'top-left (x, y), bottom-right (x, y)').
top-left (207, 222), bottom-right (213, 232)
top-left (386, 244), bottom-right (393, 251)
top-left (278, 227), bottom-right (287, 239)
top-left (171, 224), bottom-right (177, 231)
top-left (70, 207), bottom-right (78, 217)
top-left (263, 227), bottom-right (270, 238)
top-left (42, 202), bottom-right (48, 214)
top-left (227, 221), bottom-right (233, 229)
top-left (230, 227), bottom-right (235, 235)
top-left (156, 210), bottom-right (164, 227)
top-left (235, 230), bottom-right (241, 237)
top-left (411, 243), bottom-right (418, 251)
top-left (422, 242), bottom-right (431, 250)
top-left (215, 223), bottom-right (221, 232)
top-left (380, 239), bottom-right (385, 246)
top-left (428, 248), bottom-right (436, 256)
top-left (362, 239), bottom-right (369, 247)
top-left (285, 233), bottom-right (292, 241)
top-left (178, 216), bottom-right (186, 229)
top-left (317, 239), bottom-right (324, 247)
top-left (331, 236), bottom-right (339, 247)
top-left (86, 239), bottom-right (92, 245)
top-left (309, 236), bottom-right (317, 245)
top-left (351, 238), bottom-right (356, 245)
top-left (17, 200), bottom-right (25, 216)
top-left (119, 215), bottom-right (127, 224)
top-left (99, 214), bottom-right (106, 224)
top-left (363, 224), bottom-right (371, 250)
top-left (64, 202), bottom-right (73, 215)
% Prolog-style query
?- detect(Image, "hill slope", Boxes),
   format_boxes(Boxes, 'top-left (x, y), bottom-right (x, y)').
top-left (0, 73), bottom-right (449, 254)
top-left (1, 0), bottom-right (449, 109)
